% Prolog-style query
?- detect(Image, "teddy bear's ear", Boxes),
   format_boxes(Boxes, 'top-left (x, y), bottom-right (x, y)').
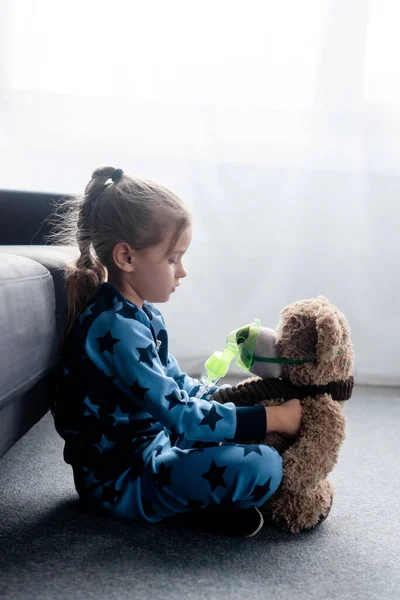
top-left (315, 303), bottom-right (342, 364)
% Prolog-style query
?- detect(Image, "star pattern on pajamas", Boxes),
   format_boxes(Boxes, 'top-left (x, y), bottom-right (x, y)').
top-left (130, 380), bottom-right (150, 399)
top-left (251, 477), bottom-right (271, 502)
top-left (102, 482), bottom-right (123, 506)
top-left (96, 331), bottom-right (120, 354)
top-left (79, 303), bottom-right (95, 324)
top-left (200, 404), bottom-right (224, 432)
top-left (110, 405), bottom-right (129, 424)
top-left (165, 390), bottom-right (186, 410)
top-left (137, 344), bottom-right (157, 367)
top-left (153, 463), bottom-right (173, 489)
top-left (83, 396), bottom-right (100, 418)
top-left (129, 453), bottom-right (146, 482)
top-left (82, 466), bottom-right (102, 490)
top-left (56, 282), bottom-right (276, 523)
top-left (201, 460), bottom-right (227, 492)
top-left (94, 434), bottom-right (117, 453)
top-left (116, 303), bottom-right (139, 319)
top-left (242, 444), bottom-right (263, 457)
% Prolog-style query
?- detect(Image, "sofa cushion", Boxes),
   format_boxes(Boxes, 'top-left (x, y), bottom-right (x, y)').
top-left (0, 253), bottom-right (59, 457)
top-left (0, 245), bottom-right (79, 339)
top-left (0, 253), bottom-right (58, 408)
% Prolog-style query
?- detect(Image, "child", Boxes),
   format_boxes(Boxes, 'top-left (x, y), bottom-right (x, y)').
top-left (54, 166), bottom-right (302, 538)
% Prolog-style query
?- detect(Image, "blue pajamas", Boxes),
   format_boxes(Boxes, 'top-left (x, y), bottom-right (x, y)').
top-left (139, 438), bottom-right (282, 522)
top-left (56, 282), bottom-right (282, 522)
top-left (74, 434), bottom-right (282, 522)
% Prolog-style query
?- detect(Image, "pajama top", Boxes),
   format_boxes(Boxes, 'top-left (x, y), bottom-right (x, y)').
top-left (55, 282), bottom-right (267, 491)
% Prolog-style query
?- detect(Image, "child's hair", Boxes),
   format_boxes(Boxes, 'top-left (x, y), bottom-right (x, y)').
top-left (51, 166), bottom-right (191, 332)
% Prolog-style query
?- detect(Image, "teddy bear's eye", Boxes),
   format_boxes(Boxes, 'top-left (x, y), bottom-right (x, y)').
top-left (236, 326), bottom-right (250, 345)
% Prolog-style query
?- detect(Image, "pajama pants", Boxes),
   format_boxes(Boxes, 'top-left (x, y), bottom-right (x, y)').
top-left (76, 433), bottom-right (283, 523)
top-left (139, 436), bottom-right (283, 522)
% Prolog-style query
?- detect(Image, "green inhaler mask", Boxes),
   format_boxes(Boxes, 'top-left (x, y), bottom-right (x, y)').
top-left (195, 318), bottom-right (320, 399)
top-left (195, 319), bottom-right (262, 399)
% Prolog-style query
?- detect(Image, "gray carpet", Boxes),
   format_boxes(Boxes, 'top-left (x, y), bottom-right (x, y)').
top-left (0, 385), bottom-right (399, 600)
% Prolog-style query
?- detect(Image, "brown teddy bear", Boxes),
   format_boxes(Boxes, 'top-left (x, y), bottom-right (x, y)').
top-left (211, 296), bottom-right (354, 533)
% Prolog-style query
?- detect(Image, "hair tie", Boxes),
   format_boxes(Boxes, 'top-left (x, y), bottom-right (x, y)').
top-left (111, 168), bottom-right (124, 183)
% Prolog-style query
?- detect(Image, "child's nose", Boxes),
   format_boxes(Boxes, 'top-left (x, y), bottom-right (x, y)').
top-left (178, 264), bottom-right (187, 278)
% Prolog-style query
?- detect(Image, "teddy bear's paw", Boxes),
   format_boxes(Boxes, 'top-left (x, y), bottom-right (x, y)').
top-left (261, 491), bottom-right (334, 534)
top-left (299, 494), bottom-right (334, 533)
top-left (263, 513), bottom-right (292, 534)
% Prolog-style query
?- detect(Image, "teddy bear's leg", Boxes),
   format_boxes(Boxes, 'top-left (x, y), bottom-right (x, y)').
top-left (299, 479), bottom-right (334, 532)
top-left (260, 479), bottom-right (334, 534)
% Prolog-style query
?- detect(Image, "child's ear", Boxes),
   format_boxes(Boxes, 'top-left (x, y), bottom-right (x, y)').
top-left (112, 242), bottom-right (135, 272)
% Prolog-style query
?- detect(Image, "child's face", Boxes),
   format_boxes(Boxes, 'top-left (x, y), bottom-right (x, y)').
top-left (130, 226), bottom-right (192, 304)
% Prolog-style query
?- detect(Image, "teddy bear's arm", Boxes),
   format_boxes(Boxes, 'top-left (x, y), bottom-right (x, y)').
top-left (282, 394), bottom-right (346, 493)
top-left (210, 377), bottom-right (297, 407)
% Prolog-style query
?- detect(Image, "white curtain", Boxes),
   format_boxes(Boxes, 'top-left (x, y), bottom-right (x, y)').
top-left (1, 0), bottom-right (399, 385)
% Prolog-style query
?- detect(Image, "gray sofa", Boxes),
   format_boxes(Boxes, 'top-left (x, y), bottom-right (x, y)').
top-left (0, 189), bottom-right (79, 459)
top-left (0, 246), bottom-right (78, 459)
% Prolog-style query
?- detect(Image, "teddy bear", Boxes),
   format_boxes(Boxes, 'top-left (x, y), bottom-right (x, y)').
top-left (211, 295), bottom-right (354, 533)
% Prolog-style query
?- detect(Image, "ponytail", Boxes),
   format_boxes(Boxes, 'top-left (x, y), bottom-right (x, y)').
top-left (65, 242), bottom-right (106, 333)
top-left (64, 168), bottom-right (112, 332)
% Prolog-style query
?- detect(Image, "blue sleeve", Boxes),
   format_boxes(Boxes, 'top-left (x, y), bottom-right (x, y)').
top-left (85, 309), bottom-right (266, 443)
top-left (166, 353), bottom-right (219, 401)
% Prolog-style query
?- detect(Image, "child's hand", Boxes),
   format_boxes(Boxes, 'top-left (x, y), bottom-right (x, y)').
top-left (266, 399), bottom-right (303, 437)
